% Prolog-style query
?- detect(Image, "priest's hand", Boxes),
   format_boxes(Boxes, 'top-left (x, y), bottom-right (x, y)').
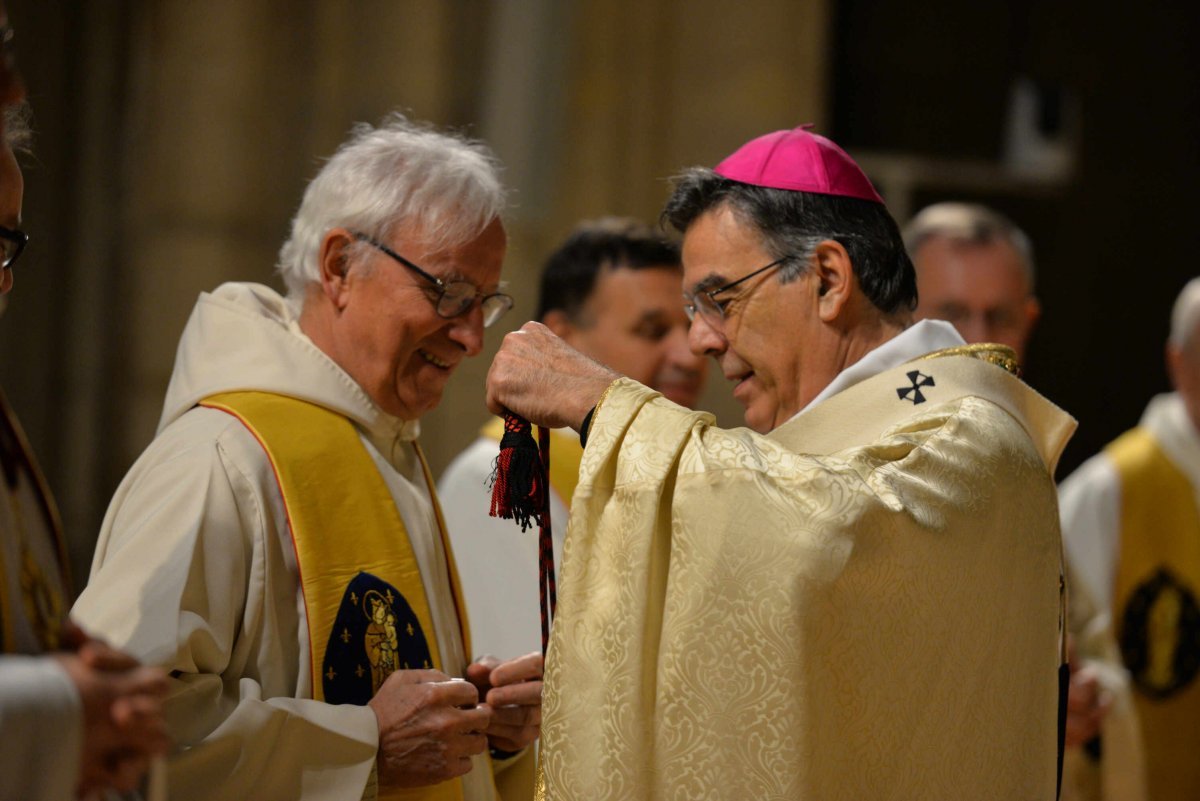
top-left (368, 669), bottom-right (491, 788)
top-left (1065, 660), bottom-right (1111, 748)
top-left (466, 652), bottom-right (543, 753)
top-left (487, 322), bottom-right (619, 431)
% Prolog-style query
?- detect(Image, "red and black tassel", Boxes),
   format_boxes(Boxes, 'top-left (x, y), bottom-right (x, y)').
top-left (489, 411), bottom-right (557, 653)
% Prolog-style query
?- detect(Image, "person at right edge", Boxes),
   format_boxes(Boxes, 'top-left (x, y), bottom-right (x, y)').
top-left (1059, 277), bottom-right (1200, 801)
top-left (486, 125), bottom-right (1077, 799)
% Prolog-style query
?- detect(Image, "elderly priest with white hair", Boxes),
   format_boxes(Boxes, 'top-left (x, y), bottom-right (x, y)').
top-left (73, 115), bottom-right (542, 801)
top-left (487, 126), bottom-right (1076, 800)
top-left (1059, 277), bottom-right (1200, 801)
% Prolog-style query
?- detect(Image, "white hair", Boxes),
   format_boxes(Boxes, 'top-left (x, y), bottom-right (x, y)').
top-left (1170, 277), bottom-right (1200, 349)
top-left (902, 202), bottom-right (1036, 290)
top-left (277, 112), bottom-right (506, 311)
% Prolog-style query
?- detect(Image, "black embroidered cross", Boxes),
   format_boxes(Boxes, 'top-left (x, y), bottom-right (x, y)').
top-left (897, 370), bottom-right (935, 404)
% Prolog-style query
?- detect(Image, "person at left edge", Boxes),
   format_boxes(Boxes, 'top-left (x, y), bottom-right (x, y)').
top-left (71, 114), bottom-right (542, 801)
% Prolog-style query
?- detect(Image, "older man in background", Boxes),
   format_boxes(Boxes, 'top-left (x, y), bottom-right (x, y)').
top-left (488, 126), bottom-right (1075, 799)
top-left (73, 115), bottom-right (540, 801)
top-left (1, 8), bottom-right (169, 800)
top-left (905, 201), bottom-right (1146, 801)
top-left (1059, 278), bottom-right (1200, 801)
top-left (904, 201), bottom-right (1040, 361)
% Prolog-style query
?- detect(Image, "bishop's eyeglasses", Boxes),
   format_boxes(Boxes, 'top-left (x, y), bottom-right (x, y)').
top-left (0, 225), bottom-right (28, 269)
top-left (353, 232), bottom-right (514, 328)
top-left (683, 254), bottom-right (794, 325)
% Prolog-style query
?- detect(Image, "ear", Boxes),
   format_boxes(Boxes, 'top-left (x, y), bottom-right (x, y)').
top-left (1167, 342), bottom-right (1184, 391)
top-left (542, 309), bottom-right (578, 342)
top-left (317, 228), bottom-right (358, 310)
top-left (1023, 296), bottom-right (1042, 334)
top-left (811, 239), bottom-right (855, 323)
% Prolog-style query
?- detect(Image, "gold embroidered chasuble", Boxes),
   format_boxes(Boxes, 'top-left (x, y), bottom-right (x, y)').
top-left (200, 391), bottom-right (480, 801)
top-left (1106, 428), bottom-right (1200, 801)
top-left (538, 350), bottom-right (1075, 800)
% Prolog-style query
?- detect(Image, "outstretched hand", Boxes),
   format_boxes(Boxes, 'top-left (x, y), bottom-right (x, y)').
top-left (466, 652), bottom-right (543, 753)
top-left (486, 322), bottom-right (618, 431)
top-left (54, 622), bottom-right (170, 797)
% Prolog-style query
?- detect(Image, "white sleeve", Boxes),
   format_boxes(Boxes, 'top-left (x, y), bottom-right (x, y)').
top-left (0, 655), bottom-right (82, 801)
top-left (72, 413), bottom-right (378, 801)
top-left (439, 439), bottom-right (566, 661)
top-left (1058, 454), bottom-right (1122, 615)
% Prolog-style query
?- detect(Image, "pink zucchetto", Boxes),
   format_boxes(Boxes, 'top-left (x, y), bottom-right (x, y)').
top-left (713, 125), bottom-right (884, 204)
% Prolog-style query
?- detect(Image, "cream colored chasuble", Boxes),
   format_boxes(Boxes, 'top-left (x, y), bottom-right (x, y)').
top-left (538, 349), bottom-right (1074, 800)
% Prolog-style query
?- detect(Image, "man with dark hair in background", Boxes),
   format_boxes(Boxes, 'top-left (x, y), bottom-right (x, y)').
top-left (440, 217), bottom-right (705, 661)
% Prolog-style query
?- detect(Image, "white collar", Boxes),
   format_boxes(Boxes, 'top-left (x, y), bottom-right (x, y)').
top-left (787, 319), bottom-right (966, 423)
top-left (1141, 392), bottom-right (1200, 485)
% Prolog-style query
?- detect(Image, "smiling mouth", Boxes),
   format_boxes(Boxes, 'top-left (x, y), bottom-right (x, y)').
top-left (420, 350), bottom-right (451, 369)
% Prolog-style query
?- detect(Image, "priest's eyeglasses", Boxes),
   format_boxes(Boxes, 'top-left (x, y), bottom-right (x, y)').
top-left (353, 232), bottom-right (514, 328)
top-left (0, 225), bottom-right (28, 269)
top-left (683, 255), bottom-right (794, 324)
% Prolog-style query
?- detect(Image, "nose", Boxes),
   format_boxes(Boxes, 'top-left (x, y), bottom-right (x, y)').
top-left (447, 303), bottom-right (486, 357)
top-left (667, 325), bottom-right (705, 373)
top-left (956, 316), bottom-right (989, 347)
top-left (688, 313), bottom-right (727, 358)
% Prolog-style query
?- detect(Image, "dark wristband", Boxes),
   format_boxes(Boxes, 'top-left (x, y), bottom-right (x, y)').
top-left (490, 746), bottom-right (523, 761)
top-left (579, 405), bottom-right (598, 448)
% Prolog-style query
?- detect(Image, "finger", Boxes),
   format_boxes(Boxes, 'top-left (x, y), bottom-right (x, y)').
top-left (465, 660), bottom-right (495, 693)
top-left (489, 652), bottom-right (544, 687)
top-left (452, 702), bottom-right (492, 733)
top-left (472, 654), bottom-right (502, 672)
top-left (79, 640), bottom-right (141, 672)
top-left (487, 703), bottom-right (541, 730)
top-left (487, 680), bottom-right (542, 708)
top-left (449, 729), bottom-right (490, 757)
top-left (123, 665), bottom-right (171, 698)
top-left (487, 729), bottom-right (537, 753)
top-left (381, 668), bottom-right (451, 689)
top-left (429, 678), bottom-right (481, 708)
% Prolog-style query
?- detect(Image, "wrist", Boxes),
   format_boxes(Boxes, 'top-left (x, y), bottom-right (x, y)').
top-left (578, 378), bottom-right (620, 446)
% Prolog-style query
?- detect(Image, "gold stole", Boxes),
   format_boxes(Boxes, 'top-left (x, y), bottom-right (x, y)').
top-left (1108, 428), bottom-right (1200, 801)
top-left (0, 389), bottom-right (70, 653)
top-left (200, 391), bottom-right (478, 801)
top-left (480, 418), bottom-right (584, 508)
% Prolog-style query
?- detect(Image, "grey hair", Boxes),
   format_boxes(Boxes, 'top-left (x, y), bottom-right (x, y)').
top-left (3, 101), bottom-right (33, 151)
top-left (902, 202), bottom-right (1036, 290)
top-left (277, 112), bottom-right (506, 311)
top-left (1170, 278), bottom-right (1200, 349)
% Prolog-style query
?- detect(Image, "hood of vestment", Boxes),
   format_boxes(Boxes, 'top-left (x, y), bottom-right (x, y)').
top-left (771, 344), bottom-right (1077, 476)
top-left (156, 282), bottom-right (418, 447)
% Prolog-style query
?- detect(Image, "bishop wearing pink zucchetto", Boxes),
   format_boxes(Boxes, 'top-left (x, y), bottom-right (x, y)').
top-left (487, 126), bottom-right (1077, 800)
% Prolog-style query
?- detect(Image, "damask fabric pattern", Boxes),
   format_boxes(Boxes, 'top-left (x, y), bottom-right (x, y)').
top-left (539, 367), bottom-right (1073, 800)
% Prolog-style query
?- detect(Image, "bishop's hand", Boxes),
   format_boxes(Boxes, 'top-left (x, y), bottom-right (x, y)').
top-left (486, 322), bottom-right (618, 431)
top-left (466, 653), bottom-right (544, 754)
